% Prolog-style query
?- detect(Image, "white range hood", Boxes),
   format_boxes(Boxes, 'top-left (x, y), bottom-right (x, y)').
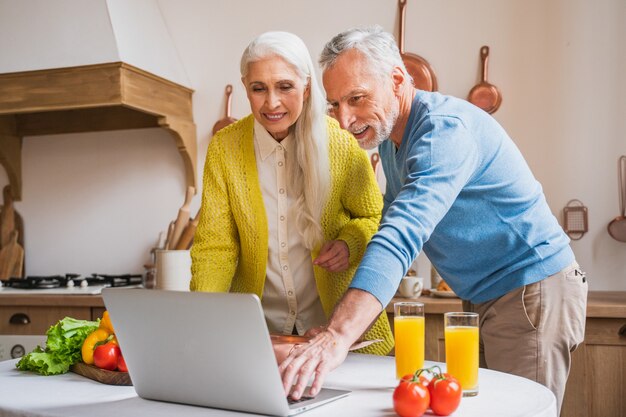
top-left (0, 0), bottom-right (197, 200)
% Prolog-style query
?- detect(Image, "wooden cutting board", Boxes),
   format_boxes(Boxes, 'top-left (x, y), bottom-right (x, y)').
top-left (0, 205), bottom-right (23, 247)
top-left (0, 185), bottom-right (15, 247)
top-left (70, 362), bottom-right (132, 386)
top-left (0, 230), bottom-right (23, 279)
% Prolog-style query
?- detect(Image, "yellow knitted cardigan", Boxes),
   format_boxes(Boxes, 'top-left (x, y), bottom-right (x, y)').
top-left (190, 114), bottom-right (393, 355)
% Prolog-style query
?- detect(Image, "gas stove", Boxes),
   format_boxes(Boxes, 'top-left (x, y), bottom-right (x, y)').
top-left (0, 273), bottom-right (143, 295)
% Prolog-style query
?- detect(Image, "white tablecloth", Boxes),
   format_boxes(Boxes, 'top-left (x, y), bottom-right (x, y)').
top-left (0, 354), bottom-right (556, 417)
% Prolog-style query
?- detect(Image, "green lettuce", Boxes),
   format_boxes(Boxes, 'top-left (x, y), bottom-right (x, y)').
top-left (16, 316), bottom-right (99, 376)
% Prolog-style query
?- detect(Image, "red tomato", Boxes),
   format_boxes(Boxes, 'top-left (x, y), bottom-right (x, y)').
top-left (400, 374), bottom-right (430, 386)
top-left (427, 373), bottom-right (462, 416)
top-left (117, 354), bottom-right (128, 372)
top-left (93, 342), bottom-right (121, 371)
top-left (393, 378), bottom-right (430, 417)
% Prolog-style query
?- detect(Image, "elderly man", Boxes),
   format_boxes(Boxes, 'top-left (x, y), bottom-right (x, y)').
top-left (280, 26), bottom-right (587, 413)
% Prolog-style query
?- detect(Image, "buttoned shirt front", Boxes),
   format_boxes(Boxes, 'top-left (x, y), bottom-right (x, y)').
top-left (253, 120), bottom-right (326, 335)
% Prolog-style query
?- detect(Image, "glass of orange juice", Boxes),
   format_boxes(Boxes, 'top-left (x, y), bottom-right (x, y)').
top-left (444, 312), bottom-right (479, 396)
top-left (394, 302), bottom-right (425, 379)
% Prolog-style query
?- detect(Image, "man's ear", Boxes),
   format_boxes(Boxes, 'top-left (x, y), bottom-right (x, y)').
top-left (391, 67), bottom-right (406, 95)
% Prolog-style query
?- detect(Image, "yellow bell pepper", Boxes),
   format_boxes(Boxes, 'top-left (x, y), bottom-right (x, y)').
top-left (81, 328), bottom-right (110, 365)
top-left (99, 310), bottom-right (115, 334)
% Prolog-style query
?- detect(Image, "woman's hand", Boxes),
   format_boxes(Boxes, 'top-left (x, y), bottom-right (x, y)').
top-left (273, 343), bottom-right (295, 365)
top-left (304, 326), bottom-right (325, 338)
top-left (313, 240), bottom-right (350, 272)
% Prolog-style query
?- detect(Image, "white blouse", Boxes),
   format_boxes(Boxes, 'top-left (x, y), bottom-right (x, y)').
top-left (253, 120), bottom-right (326, 335)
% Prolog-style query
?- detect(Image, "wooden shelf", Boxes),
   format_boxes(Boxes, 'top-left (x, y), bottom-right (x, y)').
top-left (0, 62), bottom-right (197, 201)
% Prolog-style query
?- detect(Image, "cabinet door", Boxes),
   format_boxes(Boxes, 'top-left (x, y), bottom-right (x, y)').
top-left (92, 307), bottom-right (106, 321)
top-left (561, 318), bottom-right (626, 417)
top-left (584, 318), bottom-right (626, 417)
top-left (0, 306), bottom-right (91, 335)
top-left (387, 312), bottom-right (446, 361)
top-left (425, 314), bottom-right (445, 362)
top-left (560, 344), bottom-right (587, 417)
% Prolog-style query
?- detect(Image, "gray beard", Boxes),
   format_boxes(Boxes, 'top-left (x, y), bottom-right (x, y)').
top-left (359, 104), bottom-right (400, 150)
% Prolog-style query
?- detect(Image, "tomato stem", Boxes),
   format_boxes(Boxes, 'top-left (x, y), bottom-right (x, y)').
top-left (412, 365), bottom-right (447, 382)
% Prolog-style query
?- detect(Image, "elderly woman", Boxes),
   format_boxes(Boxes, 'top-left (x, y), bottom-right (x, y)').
top-left (190, 31), bottom-right (392, 355)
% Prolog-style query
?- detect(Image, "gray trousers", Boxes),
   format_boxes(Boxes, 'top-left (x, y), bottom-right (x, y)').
top-left (463, 262), bottom-right (588, 415)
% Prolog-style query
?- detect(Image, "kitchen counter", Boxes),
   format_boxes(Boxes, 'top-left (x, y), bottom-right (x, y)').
top-left (387, 290), bottom-right (626, 318)
top-left (0, 295), bottom-right (106, 336)
top-left (0, 353), bottom-right (557, 417)
top-left (1, 290), bottom-right (622, 317)
top-left (0, 294), bottom-right (105, 307)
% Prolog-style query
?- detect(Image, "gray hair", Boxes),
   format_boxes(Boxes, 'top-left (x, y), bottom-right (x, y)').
top-left (240, 31), bottom-right (330, 250)
top-left (319, 25), bottom-right (411, 84)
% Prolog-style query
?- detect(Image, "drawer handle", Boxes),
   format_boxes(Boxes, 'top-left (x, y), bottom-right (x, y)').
top-left (619, 324), bottom-right (626, 338)
top-left (9, 313), bottom-right (31, 325)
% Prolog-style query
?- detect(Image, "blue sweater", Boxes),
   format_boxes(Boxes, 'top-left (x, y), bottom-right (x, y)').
top-left (350, 91), bottom-right (573, 305)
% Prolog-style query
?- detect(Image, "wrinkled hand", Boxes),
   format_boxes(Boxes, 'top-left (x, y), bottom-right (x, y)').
top-left (278, 329), bottom-right (350, 400)
top-left (313, 240), bottom-right (350, 272)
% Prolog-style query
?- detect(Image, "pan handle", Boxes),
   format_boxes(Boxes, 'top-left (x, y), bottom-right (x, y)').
top-left (370, 152), bottom-right (380, 171)
top-left (617, 155), bottom-right (626, 218)
top-left (224, 84), bottom-right (233, 118)
top-left (398, 0), bottom-right (407, 53)
top-left (480, 46), bottom-right (490, 83)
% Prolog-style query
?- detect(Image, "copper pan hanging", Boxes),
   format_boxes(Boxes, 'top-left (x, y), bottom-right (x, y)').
top-left (468, 46), bottom-right (502, 114)
top-left (397, 0), bottom-right (438, 92)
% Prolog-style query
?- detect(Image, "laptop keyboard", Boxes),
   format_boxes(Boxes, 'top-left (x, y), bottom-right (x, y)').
top-left (287, 395), bottom-right (315, 405)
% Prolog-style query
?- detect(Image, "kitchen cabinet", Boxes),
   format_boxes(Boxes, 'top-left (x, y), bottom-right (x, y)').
top-left (0, 295), bottom-right (105, 335)
top-left (559, 293), bottom-right (626, 417)
top-left (386, 291), bottom-right (626, 417)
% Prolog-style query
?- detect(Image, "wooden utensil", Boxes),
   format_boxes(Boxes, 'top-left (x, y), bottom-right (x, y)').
top-left (212, 85), bottom-right (238, 135)
top-left (608, 155), bottom-right (626, 242)
top-left (398, 0), bottom-right (438, 92)
top-left (164, 220), bottom-right (176, 251)
top-left (0, 230), bottom-right (24, 279)
top-left (168, 186), bottom-right (195, 250)
top-left (468, 46), bottom-right (502, 114)
top-left (0, 185), bottom-right (15, 247)
top-left (175, 209), bottom-right (200, 250)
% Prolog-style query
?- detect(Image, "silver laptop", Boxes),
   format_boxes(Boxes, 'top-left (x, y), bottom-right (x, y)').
top-left (102, 288), bottom-right (350, 416)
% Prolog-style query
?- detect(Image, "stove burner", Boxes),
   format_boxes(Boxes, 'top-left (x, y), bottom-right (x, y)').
top-left (1, 274), bottom-right (79, 289)
top-left (84, 274), bottom-right (143, 288)
top-left (1, 273), bottom-right (143, 290)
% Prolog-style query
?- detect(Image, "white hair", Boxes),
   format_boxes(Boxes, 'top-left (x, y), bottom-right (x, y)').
top-left (319, 25), bottom-right (412, 85)
top-left (241, 31), bottom-right (330, 250)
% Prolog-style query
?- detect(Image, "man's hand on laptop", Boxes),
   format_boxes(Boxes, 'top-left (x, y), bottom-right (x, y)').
top-left (279, 289), bottom-right (384, 400)
top-left (278, 328), bottom-right (350, 400)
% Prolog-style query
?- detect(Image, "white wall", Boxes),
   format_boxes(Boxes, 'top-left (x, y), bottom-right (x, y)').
top-left (0, 0), bottom-right (190, 87)
top-left (1, 0), bottom-right (624, 289)
top-left (0, 0), bottom-right (119, 73)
